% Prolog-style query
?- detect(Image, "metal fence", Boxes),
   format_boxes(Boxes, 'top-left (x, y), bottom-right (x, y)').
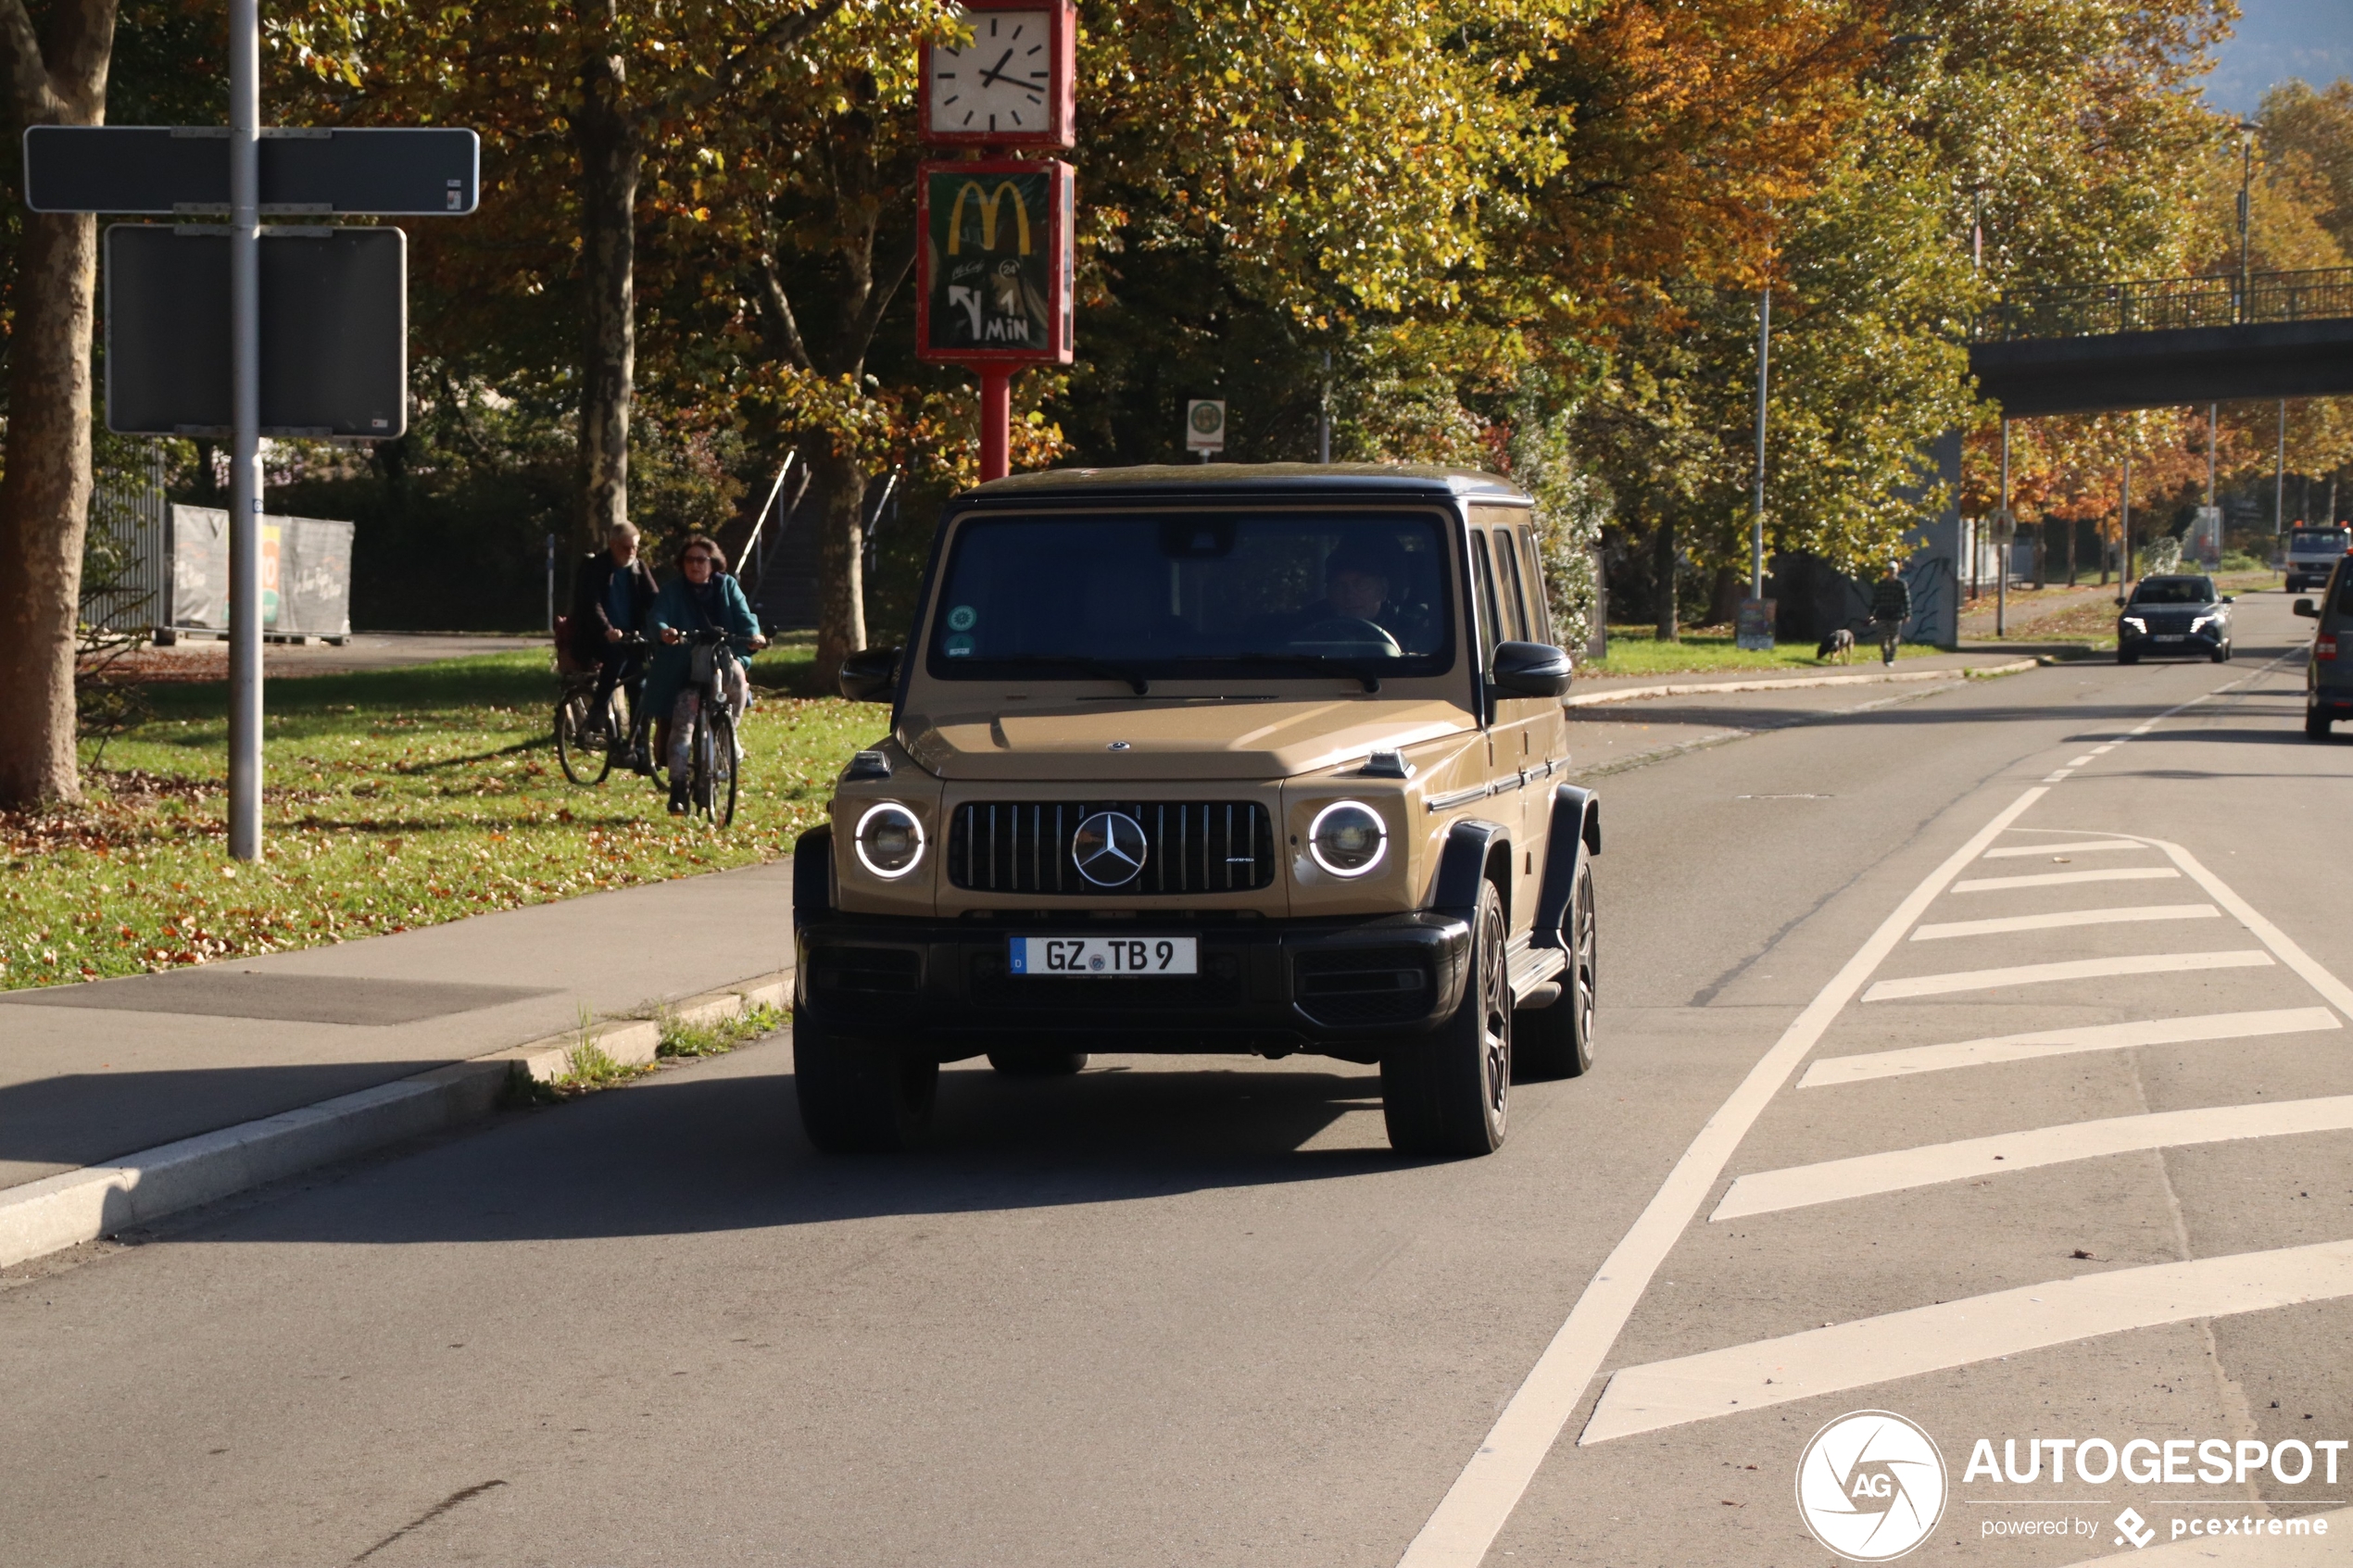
top-left (83, 440), bottom-right (169, 634)
top-left (1975, 265), bottom-right (2353, 342)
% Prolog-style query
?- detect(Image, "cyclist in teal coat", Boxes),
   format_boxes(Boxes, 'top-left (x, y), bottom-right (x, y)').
top-left (643, 533), bottom-right (765, 810)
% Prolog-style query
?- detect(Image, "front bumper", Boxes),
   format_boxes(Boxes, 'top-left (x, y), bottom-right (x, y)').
top-left (796, 911), bottom-right (1474, 1058)
top-left (2119, 623), bottom-right (2224, 656)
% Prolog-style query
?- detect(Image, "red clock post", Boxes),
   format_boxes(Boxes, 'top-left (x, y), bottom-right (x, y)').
top-left (915, 1), bottom-right (1076, 481)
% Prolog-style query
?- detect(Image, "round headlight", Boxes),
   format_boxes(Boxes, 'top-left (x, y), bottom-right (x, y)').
top-left (1307, 800), bottom-right (1388, 877)
top-left (854, 802), bottom-right (925, 879)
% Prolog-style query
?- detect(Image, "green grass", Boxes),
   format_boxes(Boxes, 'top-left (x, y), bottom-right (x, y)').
top-left (1, 647), bottom-right (875, 990)
top-left (1583, 627), bottom-right (1943, 677)
top-left (658, 1000), bottom-right (787, 1059)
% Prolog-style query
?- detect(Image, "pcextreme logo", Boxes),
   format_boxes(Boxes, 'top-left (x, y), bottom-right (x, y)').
top-left (1796, 1410), bottom-right (1950, 1562)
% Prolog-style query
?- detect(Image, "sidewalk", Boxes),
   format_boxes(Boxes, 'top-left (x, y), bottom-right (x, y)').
top-left (1566, 648), bottom-right (2038, 707)
top-left (0, 860), bottom-right (795, 1234)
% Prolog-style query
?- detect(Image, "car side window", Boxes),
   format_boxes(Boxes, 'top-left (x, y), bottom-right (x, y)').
top-left (1514, 529), bottom-right (1553, 644)
top-left (2335, 570), bottom-right (2353, 619)
top-left (1468, 529), bottom-right (1501, 663)
top-left (1494, 528), bottom-right (1532, 642)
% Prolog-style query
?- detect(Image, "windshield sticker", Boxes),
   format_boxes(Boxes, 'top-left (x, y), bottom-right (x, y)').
top-left (947, 605), bottom-right (978, 631)
top-left (944, 633), bottom-right (976, 658)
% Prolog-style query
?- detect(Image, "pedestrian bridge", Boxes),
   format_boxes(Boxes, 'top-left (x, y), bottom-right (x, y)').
top-left (1969, 265), bottom-right (2353, 416)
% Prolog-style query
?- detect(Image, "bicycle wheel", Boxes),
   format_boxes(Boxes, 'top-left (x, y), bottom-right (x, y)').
top-left (707, 709), bottom-right (738, 827)
top-left (555, 689), bottom-right (613, 785)
top-left (688, 706), bottom-right (714, 820)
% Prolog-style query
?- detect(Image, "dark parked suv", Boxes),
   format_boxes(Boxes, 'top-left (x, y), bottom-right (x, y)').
top-left (2296, 559), bottom-right (2353, 738)
top-left (2117, 575), bottom-right (2233, 664)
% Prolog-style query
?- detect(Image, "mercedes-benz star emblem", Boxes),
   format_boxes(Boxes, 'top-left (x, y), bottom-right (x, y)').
top-left (1072, 810), bottom-right (1148, 887)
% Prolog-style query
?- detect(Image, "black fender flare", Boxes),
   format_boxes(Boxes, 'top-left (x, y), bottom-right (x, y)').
top-left (1431, 816), bottom-right (1514, 924)
top-left (1530, 784), bottom-right (1600, 951)
top-left (793, 824), bottom-right (835, 927)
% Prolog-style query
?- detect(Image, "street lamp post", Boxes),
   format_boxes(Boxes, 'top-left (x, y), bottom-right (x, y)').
top-left (1751, 286), bottom-right (1769, 596)
top-left (2236, 119), bottom-right (2259, 322)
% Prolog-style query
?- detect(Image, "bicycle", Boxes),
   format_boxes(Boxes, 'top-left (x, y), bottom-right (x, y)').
top-left (554, 632), bottom-right (650, 787)
top-left (672, 626), bottom-right (745, 827)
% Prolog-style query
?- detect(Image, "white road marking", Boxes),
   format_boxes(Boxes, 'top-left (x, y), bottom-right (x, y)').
top-left (1981, 839), bottom-right (2147, 858)
top-left (1861, 949), bottom-right (2271, 1001)
top-left (1796, 1009), bottom-right (2343, 1087)
top-left (1710, 1095), bottom-right (2353, 1220)
top-left (1911, 903), bottom-right (2220, 940)
top-left (2056, 1504), bottom-right (2353, 1564)
top-left (1390, 787), bottom-right (2049, 1568)
top-left (1954, 866), bottom-right (2182, 893)
top-left (1579, 1240), bottom-right (2353, 1443)
top-left (2133, 835), bottom-right (2353, 1022)
top-left (2043, 770), bottom-right (2074, 782)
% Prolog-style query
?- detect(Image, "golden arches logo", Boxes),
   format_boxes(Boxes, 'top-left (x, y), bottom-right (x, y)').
top-left (946, 181), bottom-right (1033, 257)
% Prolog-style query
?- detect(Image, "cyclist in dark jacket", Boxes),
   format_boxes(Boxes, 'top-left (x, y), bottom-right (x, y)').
top-left (1869, 567), bottom-right (1911, 666)
top-left (569, 523), bottom-right (660, 765)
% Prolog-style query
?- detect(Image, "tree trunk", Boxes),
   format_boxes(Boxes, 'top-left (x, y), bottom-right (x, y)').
top-left (0, 209), bottom-right (101, 805)
top-left (1652, 517), bottom-right (1678, 642)
top-left (810, 443), bottom-right (868, 681)
top-left (0, 0), bottom-right (116, 807)
top-left (574, 21), bottom-right (638, 549)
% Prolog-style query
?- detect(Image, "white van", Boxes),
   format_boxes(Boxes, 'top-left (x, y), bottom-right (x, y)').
top-left (2286, 525), bottom-right (2350, 592)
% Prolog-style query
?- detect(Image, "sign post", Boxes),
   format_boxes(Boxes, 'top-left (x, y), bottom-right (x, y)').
top-left (24, 89), bottom-right (476, 861)
top-left (1185, 399), bottom-right (1226, 460)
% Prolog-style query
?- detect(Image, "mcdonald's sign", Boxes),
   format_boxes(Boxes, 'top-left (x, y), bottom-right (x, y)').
top-left (916, 158), bottom-right (1073, 364)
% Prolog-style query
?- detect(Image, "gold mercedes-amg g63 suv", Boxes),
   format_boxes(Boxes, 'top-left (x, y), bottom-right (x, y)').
top-left (793, 465), bottom-right (1600, 1157)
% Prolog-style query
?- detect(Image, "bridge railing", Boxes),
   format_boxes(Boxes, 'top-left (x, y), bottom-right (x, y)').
top-left (1975, 266), bottom-right (2353, 341)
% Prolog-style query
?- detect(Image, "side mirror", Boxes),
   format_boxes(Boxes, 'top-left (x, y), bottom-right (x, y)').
top-left (838, 646), bottom-right (902, 702)
top-left (2295, 598), bottom-right (2320, 619)
top-left (1490, 640), bottom-right (1573, 698)
top-left (2221, 595), bottom-right (2235, 604)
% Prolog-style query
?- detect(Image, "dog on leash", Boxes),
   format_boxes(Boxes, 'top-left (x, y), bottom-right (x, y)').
top-left (1816, 627), bottom-right (1856, 664)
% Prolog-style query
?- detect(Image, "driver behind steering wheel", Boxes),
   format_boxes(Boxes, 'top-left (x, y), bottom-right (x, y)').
top-left (1290, 544), bottom-right (1403, 648)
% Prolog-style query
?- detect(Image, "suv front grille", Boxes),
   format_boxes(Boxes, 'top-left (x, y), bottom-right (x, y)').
top-left (947, 801), bottom-right (1277, 896)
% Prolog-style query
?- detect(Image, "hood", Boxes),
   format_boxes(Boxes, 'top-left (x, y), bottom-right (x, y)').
top-left (900, 697), bottom-right (1474, 782)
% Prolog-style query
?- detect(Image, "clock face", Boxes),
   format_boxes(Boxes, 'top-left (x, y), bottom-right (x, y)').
top-left (928, 8), bottom-right (1055, 137)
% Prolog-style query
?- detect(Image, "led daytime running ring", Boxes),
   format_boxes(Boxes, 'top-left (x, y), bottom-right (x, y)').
top-left (854, 801), bottom-right (926, 879)
top-left (1307, 799), bottom-right (1388, 878)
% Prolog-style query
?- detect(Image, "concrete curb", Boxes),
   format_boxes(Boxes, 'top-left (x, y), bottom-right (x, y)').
top-left (0, 971), bottom-right (792, 1270)
top-left (1562, 659), bottom-right (2036, 709)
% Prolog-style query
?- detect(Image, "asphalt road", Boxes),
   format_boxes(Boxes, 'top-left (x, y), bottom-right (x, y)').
top-left (6, 592), bottom-right (2348, 1568)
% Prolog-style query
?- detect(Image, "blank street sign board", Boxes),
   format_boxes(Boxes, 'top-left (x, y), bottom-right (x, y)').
top-left (24, 126), bottom-right (478, 215)
top-left (105, 225), bottom-right (408, 437)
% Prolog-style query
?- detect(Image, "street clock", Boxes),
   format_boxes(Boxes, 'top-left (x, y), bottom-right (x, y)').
top-left (921, 0), bottom-right (1076, 148)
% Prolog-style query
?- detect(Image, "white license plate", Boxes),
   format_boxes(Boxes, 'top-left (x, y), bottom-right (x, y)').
top-left (1009, 935), bottom-right (1198, 976)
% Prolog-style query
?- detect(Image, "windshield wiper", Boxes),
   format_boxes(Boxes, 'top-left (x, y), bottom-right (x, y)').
top-left (1234, 652), bottom-right (1385, 693)
top-left (989, 656), bottom-right (1151, 695)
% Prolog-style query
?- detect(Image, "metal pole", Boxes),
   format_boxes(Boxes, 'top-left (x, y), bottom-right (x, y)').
top-left (226, 0), bottom-right (263, 861)
top-left (2208, 403), bottom-right (2218, 508)
top-left (2276, 398), bottom-right (2288, 543)
top-left (1996, 419), bottom-right (2008, 637)
top-left (978, 366), bottom-right (1012, 482)
top-left (1751, 286), bottom-right (1770, 596)
top-left (545, 533), bottom-right (556, 634)
top-left (2122, 449), bottom-right (2133, 591)
top-left (1318, 350), bottom-right (1331, 464)
top-left (2238, 128), bottom-right (2253, 321)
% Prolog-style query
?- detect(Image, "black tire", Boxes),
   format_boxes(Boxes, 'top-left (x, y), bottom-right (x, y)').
top-left (1382, 879), bottom-right (1510, 1156)
top-left (2308, 707), bottom-right (2334, 741)
top-left (1516, 856), bottom-right (1596, 1081)
top-left (2211, 644), bottom-right (2231, 663)
top-left (987, 1047), bottom-right (1088, 1076)
top-left (703, 709), bottom-right (739, 827)
top-left (793, 1015), bottom-right (938, 1153)
top-left (2117, 649), bottom-right (2138, 666)
top-left (555, 689), bottom-right (614, 785)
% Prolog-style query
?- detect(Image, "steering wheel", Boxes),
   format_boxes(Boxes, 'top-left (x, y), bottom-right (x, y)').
top-left (1289, 617), bottom-right (1403, 657)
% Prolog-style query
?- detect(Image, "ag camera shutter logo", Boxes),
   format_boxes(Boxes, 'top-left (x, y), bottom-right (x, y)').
top-left (1795, 1410), bottom-right (1948, 1562)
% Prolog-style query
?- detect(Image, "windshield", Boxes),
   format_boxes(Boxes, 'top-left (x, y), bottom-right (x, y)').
top-left (925, 510), bottom-right (1456, 681)
top-left (2292, 529), bottom-right (2347, 551)
top-left (2130, 577), bottom-right (2217, 606)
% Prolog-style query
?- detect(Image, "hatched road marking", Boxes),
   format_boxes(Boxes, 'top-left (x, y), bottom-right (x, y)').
top-left (1954, 866), bottom-right (2183, 893)
top-left (1579, 1241), bottom-right (2353, 1444)
top-left (1795, 1009), bottom-right (2345, 1087)
top-left (1981, 839), bottom-right (2151, 859)
top-left (1709, 1094), bottom-right (2353, 1221)
top-left (1859, 948), bottom-right (2272, 1001)
top-left (1910, 903), bottom-right (2221, 940)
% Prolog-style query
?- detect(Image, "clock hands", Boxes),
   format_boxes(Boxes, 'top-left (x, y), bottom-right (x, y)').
top-left (975, 47), bottom-right (1019, 89)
